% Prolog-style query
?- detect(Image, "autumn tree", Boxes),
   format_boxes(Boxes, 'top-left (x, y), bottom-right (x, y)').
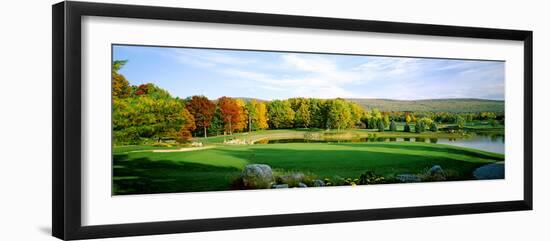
top-left (253, 100), bottom-right (269, 129)
top-left (112, 60), bottom-right (130, 98)
top-left (218, 97), bottom-right (244, 135)
top-left (186, 95), bottom-right (216, 138)
top-left (382, 113), bottom-right (390, 127)
top-left (348, 103), bottom-right (365, 129)
top-left (112, 60), bottom-right (195, 144)
top-left (179, 108), bottom-right (196, 142)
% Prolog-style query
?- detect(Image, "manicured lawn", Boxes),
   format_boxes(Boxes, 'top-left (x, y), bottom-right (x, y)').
top-left (113, 141), bottom-right (504, 195)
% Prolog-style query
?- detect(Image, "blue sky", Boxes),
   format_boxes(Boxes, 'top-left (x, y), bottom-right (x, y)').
top-left (113, 45), bottom-right (504, 101)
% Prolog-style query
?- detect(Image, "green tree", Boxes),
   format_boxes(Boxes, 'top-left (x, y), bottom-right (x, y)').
top-left (377, 120), bottom-right (385, 132)
top-left (403, 124), bottom-right (411, 132)
top-left (112, 88), bottom-right (195, 144)
top-left (429, 122), bottom-right (438, 132)
top-left (308, 98), bottom-right (327, 128)
top-left (326, 99), bottom-right (352, 131)
top-left (369, 109), bottom-right (382, 129)
top-left (208, 107), bottom-right (223, 136)
top-left (389, 120), bottom-right (397, 131)
top-left (456, 115), bottom-right (465, 129)
top-left (294, 101), bottom-right (312, 128)
top-left (245, 101), bottom-right (258, 132)
top-left (415, 122), bottom-right (422, 133)
top-left (267, 100), bottom-right (295, 129)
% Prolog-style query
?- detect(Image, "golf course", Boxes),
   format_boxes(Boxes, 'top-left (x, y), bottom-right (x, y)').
top-left (113, 129), bottom-right (504, 195)
top-left (111, 46), bottom-right (506, 195)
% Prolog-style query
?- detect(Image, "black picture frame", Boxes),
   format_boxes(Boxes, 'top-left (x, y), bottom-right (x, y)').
top-left (52, 1), bottom-right (533, 240)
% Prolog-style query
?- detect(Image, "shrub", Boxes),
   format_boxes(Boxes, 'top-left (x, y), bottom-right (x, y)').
top-left (403, 124), bottom-right (411, 132)
top-left (274, 171), bottom-right (316, 187)
top-left (358, 171), bottom-right (387, 185)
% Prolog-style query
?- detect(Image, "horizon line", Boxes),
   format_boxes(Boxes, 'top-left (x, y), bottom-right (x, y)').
top-left (174, 95), bottom-right (504, 102)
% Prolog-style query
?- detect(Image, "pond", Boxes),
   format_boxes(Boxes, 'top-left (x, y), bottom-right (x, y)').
top-left (264, 132), bottom-right (505, 154)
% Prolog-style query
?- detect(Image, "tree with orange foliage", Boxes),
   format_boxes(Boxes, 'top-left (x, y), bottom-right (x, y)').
top-left (112, 60), bottom-right (130, 98)
top-left (218, 97), bottom-right (245, 135)
top-left (186, 96), bottom-right (216, 138)
top-left (178, 108), bottom-right (196, 142)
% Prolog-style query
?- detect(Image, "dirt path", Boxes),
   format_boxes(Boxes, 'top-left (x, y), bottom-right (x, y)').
top-left (152, 146), bottom-right (215, 153)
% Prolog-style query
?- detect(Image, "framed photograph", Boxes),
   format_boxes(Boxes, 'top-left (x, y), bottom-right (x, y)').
top-left (52, 1), bottom-right (533, 240)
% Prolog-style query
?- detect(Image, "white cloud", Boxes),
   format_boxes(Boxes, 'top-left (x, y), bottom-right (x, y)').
top-left (165, 48), bottom-right (257, 68)
top-left (218, 53), bottom-right (366, 99)
top-left (156, 46), bottom-right (504, 100)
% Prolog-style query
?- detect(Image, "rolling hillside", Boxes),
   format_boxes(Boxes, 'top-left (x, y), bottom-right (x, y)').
top-left (345, 98), bottom-right (504, 113)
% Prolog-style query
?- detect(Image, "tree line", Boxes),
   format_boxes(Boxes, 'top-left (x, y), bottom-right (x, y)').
top-left (112, 60), bottom-right (504, 144)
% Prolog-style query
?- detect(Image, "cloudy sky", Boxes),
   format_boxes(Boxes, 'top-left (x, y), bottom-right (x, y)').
top-left (113, 45), bottom-right (504, 100)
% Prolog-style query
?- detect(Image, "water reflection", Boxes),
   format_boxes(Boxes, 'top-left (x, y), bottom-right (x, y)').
top-left (265, 132), bottom-right (505, 154)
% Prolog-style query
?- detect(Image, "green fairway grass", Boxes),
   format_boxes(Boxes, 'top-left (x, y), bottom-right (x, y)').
top-left (113, 141), bottom-right (504, 195)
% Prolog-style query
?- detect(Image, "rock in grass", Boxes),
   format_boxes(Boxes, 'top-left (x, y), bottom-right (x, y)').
top-left (427, 165), bottom-right (444, 176)
top-left (473, 163), bottom-right (504, 180)
top-left (396, 174), bottom-right (421, 183)
top-left (280, 173), bottom-right (305, 184)
top-left (298, 182), bottom-right (308, 188)
top-left (272, 184), bottom-right (289, 189)
top-left (242, 164), bottom-right (274, 189)
top-left (313, 179), bottom-right (325, 187)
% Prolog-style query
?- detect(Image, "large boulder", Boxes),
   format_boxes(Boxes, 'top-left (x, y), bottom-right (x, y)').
top-left (241, 164), bottom-right (274, 189)
top-left (473, 163), bottom-right (504, 180)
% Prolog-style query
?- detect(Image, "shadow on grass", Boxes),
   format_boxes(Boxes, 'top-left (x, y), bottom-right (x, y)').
top-left (215, 146), bottom-right (494, 181)
top-left (343, 142), bottom-right (504, 161)
top-left (113, 154), bottom-right (242, 195)
top-left (113, 143), bottom-right (503, 195)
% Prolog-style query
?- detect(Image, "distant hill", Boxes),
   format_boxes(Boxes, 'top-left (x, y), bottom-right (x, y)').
top-left (209, 97), bottom-right (504, 113)
top-left (345, 98), bottom-right (504, 113)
